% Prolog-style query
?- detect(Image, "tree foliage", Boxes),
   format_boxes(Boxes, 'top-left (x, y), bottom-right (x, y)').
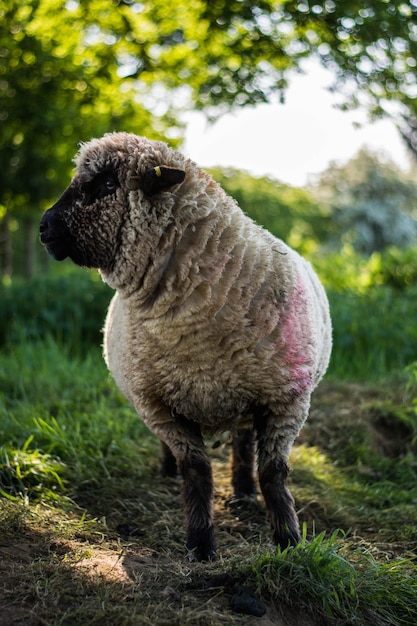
top-left (2, 0), bottom-right (417, 216)
top-left (110, 0), bottom-right (417, 145)
top-left (0, 0), bottom-right (182, 276)
top-left (0, 0), bottom-right (182, 218)
top-left (314, 149), bottom-right (417, 254)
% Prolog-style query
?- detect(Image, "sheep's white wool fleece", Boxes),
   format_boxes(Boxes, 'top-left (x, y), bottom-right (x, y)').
top-left (77, 133), bottom-right (332, 441)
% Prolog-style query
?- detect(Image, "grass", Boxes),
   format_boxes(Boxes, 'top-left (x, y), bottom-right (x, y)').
top-left (0, 337), bottom-right (158, 493)
top-left (1, 336), bottom-right (417, 624)
top-left (244, 527), bottom-right (417, 625)
top-left (326, 286), bottom-right (417, 380)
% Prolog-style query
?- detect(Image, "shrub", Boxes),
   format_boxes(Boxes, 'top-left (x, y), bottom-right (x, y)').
top-left (0, 268), bottom-right (112, 350)
top-left (328, 285), bottom-right (417, 379)
top-left (373, 246), bottom-right (417, 289)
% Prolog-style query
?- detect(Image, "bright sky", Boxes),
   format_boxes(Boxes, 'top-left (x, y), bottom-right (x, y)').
top-left (183, 62), bottom-right (411, 187)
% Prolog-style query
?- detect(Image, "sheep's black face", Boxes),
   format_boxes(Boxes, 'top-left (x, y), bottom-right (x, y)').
top-left (40, 133), bottom-right (186, 273)
top-left (40, 168), bottom-right (122, 269)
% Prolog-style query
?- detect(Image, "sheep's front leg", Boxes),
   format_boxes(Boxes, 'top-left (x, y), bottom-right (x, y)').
top-left (165, 416), bottom-right (216, 561)
top-left (255, 406), bottom-right (306, 549)
top-left (179, 446), bottom-right (216, 561)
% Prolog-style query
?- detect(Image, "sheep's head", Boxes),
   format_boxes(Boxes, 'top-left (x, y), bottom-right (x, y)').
top-left (39, 132), bottom-right (186, 271)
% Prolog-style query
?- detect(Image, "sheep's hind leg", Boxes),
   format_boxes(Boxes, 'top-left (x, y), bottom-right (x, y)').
top-left (231, 428), bottom-right (257, 499)
top-left (159, 441), bottom-right (178, 477)
top-left (254, 411), bottom-right (302, 549)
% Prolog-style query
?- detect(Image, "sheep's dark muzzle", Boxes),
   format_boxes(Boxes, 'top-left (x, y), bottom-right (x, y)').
top-left (39, 183), bottom-right (79, 261)
top-left (39, 209), bottom-right (72, 261)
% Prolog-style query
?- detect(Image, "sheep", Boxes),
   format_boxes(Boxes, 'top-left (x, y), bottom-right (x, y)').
top-left (39, 132), bottom-right (332, 561)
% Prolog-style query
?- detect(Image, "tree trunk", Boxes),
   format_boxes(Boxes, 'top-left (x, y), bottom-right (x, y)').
top-left (25, 218), bottom-right (37, 279)
top-left (0, 213), bottom-right (12, 279)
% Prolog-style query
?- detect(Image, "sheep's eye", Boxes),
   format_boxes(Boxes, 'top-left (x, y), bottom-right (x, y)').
top-left (99, 173), bottom-right (118, 196)
top-left (104, 177), bottom-right (116, 191)
top-left (82, 170), bottom-right (119, 202)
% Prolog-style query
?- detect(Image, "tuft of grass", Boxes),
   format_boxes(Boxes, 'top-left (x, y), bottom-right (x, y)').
top-left (0, 440), bottom-right (65, 502)
top-left (244, 525), bottom-right (417, 625)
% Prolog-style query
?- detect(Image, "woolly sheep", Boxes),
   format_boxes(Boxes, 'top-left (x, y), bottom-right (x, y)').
top-left (40, 132), bottom-right (332, 561)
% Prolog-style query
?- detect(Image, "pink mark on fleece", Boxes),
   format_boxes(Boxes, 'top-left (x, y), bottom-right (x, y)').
top-left (279, 277), bottom-right (314, 395)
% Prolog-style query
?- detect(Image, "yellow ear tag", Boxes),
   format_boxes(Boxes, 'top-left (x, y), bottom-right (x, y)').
top-left (154, 166), bottom-right (162, 177)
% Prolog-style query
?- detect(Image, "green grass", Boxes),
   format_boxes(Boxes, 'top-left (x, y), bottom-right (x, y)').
top-left (244, 527), bottom-right (417, 625)
top-left (0, 268), bottom-right (112, 349)
top-left (1, 257), bottom-right (417, 624)
top-left (0, 336), bottom-right (158, 500)
top-left (3, 224), bottom-right (417, 622)
top-left (0, 443), bottom-right (66, 502)
top-left (327, 286), bottom-right (417, 380)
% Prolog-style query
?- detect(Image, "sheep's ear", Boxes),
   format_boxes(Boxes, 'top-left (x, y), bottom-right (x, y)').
top-left (142, 165), bottom-right (186, 195)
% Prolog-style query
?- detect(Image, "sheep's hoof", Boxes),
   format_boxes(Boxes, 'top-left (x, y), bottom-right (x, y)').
top-left (226, 493), bottom-right (258, 509)
top-left (274, 524), bottom-right (300, 550)
top-left (186, 526), bottom-right (217, 562)
top-left (186, 547), bottom-right (217, 563)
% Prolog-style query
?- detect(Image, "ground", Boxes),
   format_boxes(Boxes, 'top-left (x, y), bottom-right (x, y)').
top-left (0, 381), bottom-right (415, 626)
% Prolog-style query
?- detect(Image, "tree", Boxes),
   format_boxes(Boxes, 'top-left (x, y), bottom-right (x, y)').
top-left (0, 0), bottom-right (182, 277)
top-left (313, 149), bottom-right (417, 254)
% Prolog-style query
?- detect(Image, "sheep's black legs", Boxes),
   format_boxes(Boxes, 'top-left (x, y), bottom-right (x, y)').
top-left (179, 447), bottom-right (216, 561)
top-left (231, 428), bottom-right (256, 498)
top-left (159, 441), bottom-right (178, 477)
top-left (257, 454), bottom-right (300, 548)
top-left (164, 415), bottom-right (216, 561)
top-left (254, 412), bottom-right (301, 549)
